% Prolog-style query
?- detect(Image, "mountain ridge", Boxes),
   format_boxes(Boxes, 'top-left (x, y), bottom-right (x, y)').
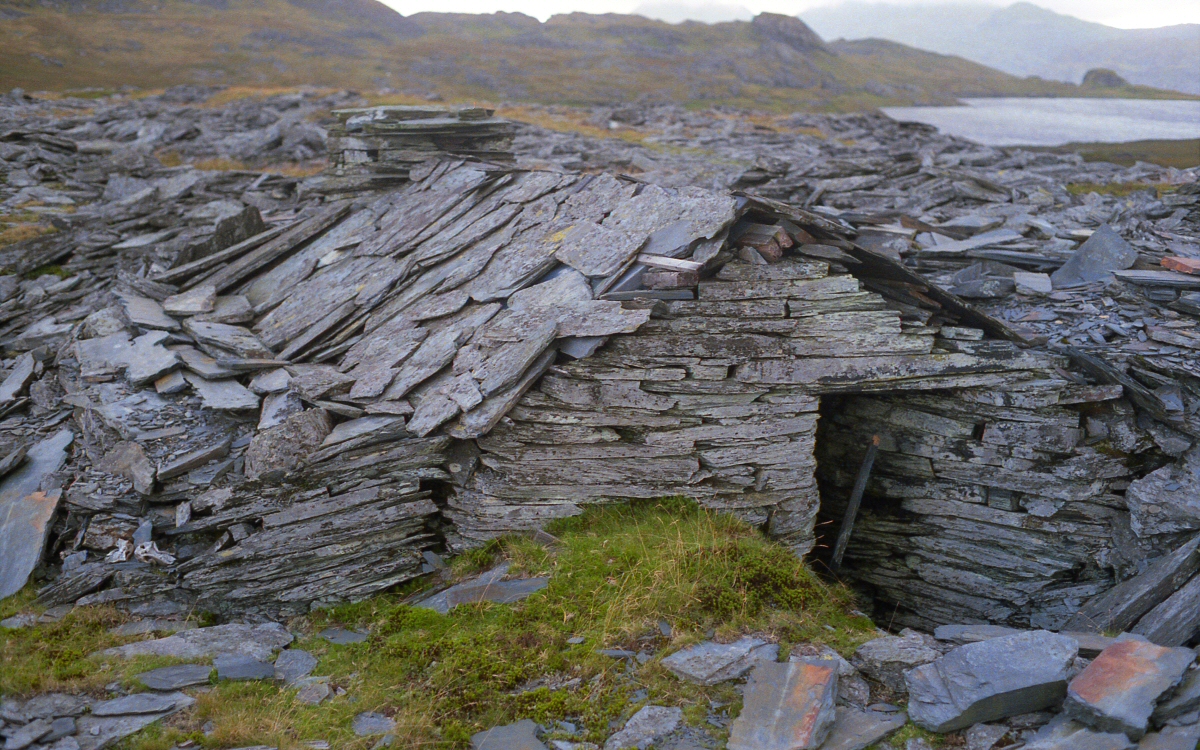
top-left (0, 0), bottom-right (1187, 110)
top-left (802, 1), bottom-right (1200, 95)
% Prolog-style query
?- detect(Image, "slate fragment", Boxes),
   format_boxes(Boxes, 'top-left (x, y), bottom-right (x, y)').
top-left (183, 372), bottom-right (260, 411)
top-left (1152, 666), bottom-right (1200, 725)
top-left (1023, 715), bottom-right (1134, 750)
top-left (215, 653), bottom-right (276, 681)
top-left (75, 692), bottom-right (194, 750)
top-left (244, 408), bottom-right (331, 481)
top-left (97, 441), bottom-right (154, 495)
top-left (604, 706), bottom-right (682, 750)
top-left (1065, 535), bottom-right (1200, 634)
top-left (471, 719), bottom-right (548, 750)
top-left (661, 636), bottom-right (779, 685)
top-left (136, 663), bottom-right (213, 691)
top-left (274, 649), bottom-right (318, 684)
top-left (353, 712), bottom-right (395, 736)
top-left (102, 622), bottom-right (293, 661)
top-left (1138, 724), bottom-right (1200, 750)
top-left (1063, 636), bottom-right (1194, 740)
top-left (91, 693), bottom-right (183, 716)
top-left (1051, 226), bottom-right (1137, 289)
top-left (818, 707), bottom-right (907, 750)
top-left (1130, 574), bottom-right (1200, 647)
top-left (906, 631), bottom-right (1078, 732)
top-left (0, 429), bottom-right (73, 600)
top-left (727, 660), bottom-right (838, 750)
top-left (851, 631), bottom-right (941, 693)
top-left (443, 577), bottom-right (549, 609)
top-left (319, 627), bottom-right (368, 645)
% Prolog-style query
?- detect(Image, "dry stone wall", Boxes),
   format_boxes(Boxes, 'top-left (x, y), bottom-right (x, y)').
top-left (450, 256), bottom-right (1069, 557)
top-left (815, 385), bottom-right (1180, 632)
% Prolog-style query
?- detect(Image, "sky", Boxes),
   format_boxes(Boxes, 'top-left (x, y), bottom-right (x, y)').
top-left (382, 0), bottom-right (1200, 29)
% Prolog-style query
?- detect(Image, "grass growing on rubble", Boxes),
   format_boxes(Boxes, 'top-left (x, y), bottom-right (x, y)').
top-left (0, 587), bottom-right (193, 696)
top-left (184, 499), bottom-right (873, 750)
top-left (2, 499), bottom-right (875, 750)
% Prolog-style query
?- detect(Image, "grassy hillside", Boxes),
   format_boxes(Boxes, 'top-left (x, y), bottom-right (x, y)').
top-left (0, 0), bottom-right (1184, 111)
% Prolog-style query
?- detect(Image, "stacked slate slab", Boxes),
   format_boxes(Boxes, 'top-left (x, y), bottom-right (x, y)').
top-left (318, 105), bottom-right (516, 194)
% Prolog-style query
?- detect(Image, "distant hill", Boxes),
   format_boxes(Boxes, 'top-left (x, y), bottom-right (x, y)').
top-left (802, 1), bottom-right (1200, 95)
top-left (0, 0), bottom-right (1184, 110)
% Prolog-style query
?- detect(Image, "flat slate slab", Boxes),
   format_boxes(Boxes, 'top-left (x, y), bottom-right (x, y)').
top-left (135, 664), bottom-right (213, 690)
top-left (471, 719), bottom-right (548, 750)
top-left (103, 622), bottom-right (293, 661)
top-left (215, 653), bottom-right (276, 681)
top-left (907, 630), bottom-right (1078, 732)
top-left (91, 693), bottom-right (186, 716)
top-left (818, 707), bottom-right (907, 750)
top-left (661, 636), bottom-right (779, 685)
top-left (604, 706), bottom-right (682, 750)
top-left (1064, 636), bottom-right (1194, 740)
top-left (444, 577), bottom-right (549, 609)
top-left (727, 659), bottom-right (838, 750)
top-left (414, 563), bottom-right (509, 614)
top-left (319, 627), bottom-right (368, 645)
top-left (933, 624), bottom-right (1116, 659)
top-left (75, 693), bottom-right (195, 750)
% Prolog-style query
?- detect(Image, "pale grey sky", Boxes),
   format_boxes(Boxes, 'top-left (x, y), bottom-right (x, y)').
top-left (383, 0), bottom-right (1200, 29)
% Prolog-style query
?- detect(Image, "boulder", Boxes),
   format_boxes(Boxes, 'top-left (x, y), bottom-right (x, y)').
top-left (906, 630), bottom-right (1078, 732)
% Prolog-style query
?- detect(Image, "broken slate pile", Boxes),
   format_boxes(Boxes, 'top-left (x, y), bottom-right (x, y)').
top-left (0, 94), bottom-right (1196, 648)
top-left (317, 104), bottom-right (516, 195)
top-left (0, 690), bottom-right (194, 750)
top-left (848, 625), bottom-right (1200, 750)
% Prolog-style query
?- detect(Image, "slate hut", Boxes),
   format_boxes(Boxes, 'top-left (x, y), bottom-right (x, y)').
top-left (9, 158), bottom-right (1188, 637)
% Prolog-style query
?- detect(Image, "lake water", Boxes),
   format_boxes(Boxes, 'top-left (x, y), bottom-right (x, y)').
top-left (882, 98), bottom-right (1200, 147)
